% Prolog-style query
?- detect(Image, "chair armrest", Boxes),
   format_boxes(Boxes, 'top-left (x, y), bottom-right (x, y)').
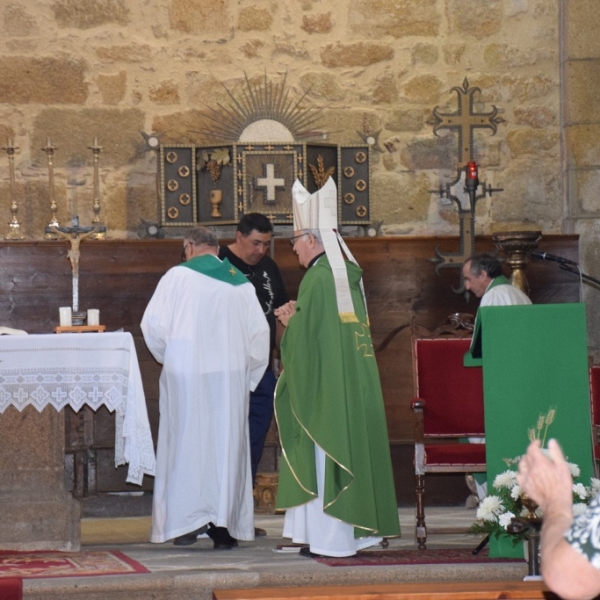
top-left (411, 397), bottom-right (425, 412)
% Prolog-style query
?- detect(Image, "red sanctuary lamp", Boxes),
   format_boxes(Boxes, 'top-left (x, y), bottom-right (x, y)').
top-left (466, 161), bottom-right (478, 190)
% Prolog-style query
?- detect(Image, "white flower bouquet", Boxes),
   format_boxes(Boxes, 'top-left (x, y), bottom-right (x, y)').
top-left (469, 408), bottom-right (599, 545)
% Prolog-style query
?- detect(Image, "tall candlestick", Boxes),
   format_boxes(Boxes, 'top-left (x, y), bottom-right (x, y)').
top-left (3, 138), bottom-right (25, 240)
top-left (88, 137), bottom-right (105, 239)
top-left (43, 138), bottom-right (59, 239)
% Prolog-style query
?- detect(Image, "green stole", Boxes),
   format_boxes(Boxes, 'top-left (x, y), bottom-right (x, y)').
top-left (180, 255), bottom-right (247, 285)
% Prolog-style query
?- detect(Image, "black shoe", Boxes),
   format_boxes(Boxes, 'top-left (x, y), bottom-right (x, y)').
top-left (254, 527), bottom-right (267, 537)
top-left (206, 522), bottom-right (238, 550)
top-left (299, 546), bottom-right (325, 558)
top-left (173, 525), bottom-right (208, 546)
top-left (299, 546), bottom-right (355, 559)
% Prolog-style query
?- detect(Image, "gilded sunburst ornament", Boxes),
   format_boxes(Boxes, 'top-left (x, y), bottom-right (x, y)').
top-left (197, 72), bottom-right (325, 143)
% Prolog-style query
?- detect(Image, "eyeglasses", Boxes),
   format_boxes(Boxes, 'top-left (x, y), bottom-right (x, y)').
top-left (289, 233), bottom-right (309, 246)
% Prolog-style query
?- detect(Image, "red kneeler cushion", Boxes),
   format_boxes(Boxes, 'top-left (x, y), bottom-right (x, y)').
top-left (424, 442), bottom-right (486, 465)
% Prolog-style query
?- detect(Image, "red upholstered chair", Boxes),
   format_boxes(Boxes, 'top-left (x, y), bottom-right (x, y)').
top-left (589, 365), bottom-right (600, 473)
top-left (411, 329), bottom-right (486, 550)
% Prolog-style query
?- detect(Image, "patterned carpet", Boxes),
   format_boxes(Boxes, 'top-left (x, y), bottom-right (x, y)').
top-left (311, 548), bottom-right (525, 567)
top-left (0, 550), bottom-right (149, 579)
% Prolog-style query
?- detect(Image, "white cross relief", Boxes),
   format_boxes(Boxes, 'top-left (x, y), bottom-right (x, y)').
top-left (256, 164), bottom-right (285, 203)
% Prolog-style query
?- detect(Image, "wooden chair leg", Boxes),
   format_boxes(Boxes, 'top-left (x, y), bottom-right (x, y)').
top-left (415, 473), bottom-right (426, 550)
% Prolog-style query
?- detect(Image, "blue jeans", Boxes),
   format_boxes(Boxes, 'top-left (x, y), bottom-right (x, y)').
top-left (249, 369), bottom-right (277, 484)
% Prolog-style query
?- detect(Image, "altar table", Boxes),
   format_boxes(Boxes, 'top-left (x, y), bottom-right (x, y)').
top-left (0, 332), bottom-right (156, 485)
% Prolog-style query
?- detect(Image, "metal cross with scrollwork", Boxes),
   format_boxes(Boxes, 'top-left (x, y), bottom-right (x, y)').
top-left (427, 78), bottom-right (505, 292)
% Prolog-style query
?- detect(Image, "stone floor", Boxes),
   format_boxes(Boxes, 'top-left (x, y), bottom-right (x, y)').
top-left (20, 506), bottom-right (529, 600)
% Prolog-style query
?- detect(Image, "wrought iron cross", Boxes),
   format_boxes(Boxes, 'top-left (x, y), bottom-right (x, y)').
top-left (427, 79), bottom-right (505, 292)
top-left (427, 78), bottom-right (504, 168)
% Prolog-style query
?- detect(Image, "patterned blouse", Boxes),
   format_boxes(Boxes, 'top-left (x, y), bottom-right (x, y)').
top-left (565, 494), bottom-right (600, 569)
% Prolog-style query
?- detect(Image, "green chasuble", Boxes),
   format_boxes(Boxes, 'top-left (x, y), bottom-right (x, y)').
top-left (479, 303), bottom-right (594, 557)
top-left (274, 255), bottom-right (400, 539)
top-left (180, 255), bottom-right (247, 285)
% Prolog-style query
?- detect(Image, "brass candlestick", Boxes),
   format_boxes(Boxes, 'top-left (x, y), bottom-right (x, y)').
top-left (493, 230), bottom-right (542, 295)
top-left (509, 494), bottom-right (542, 578)
top-left (3, 138), bottom-right (25, 240)
top-left (43, 138), bottom-right (59, 239)
top-left (88, 137), bottom-right (105, 239)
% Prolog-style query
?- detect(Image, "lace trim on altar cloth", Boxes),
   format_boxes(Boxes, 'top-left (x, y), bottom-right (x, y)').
top-left (0, 367), bottom-right (128, 413)
top-left (0, 365), bottom-right (156, 485)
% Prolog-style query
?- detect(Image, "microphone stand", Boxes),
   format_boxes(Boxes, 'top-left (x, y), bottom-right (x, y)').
top-left (557, 263), bottom-right (600, 288)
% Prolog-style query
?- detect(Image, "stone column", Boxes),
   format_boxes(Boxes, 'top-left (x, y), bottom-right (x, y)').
top-left (0, 406), bottom-right (80, 550)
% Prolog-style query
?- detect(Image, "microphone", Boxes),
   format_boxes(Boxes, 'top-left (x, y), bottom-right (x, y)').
top-left (530, 250), bottom-right (578, 266)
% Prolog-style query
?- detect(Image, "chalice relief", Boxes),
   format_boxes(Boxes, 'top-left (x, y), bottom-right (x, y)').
top-left (47, 217), bottom-right (103, 322)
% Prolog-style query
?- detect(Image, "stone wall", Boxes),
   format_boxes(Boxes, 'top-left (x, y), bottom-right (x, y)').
top-left (1, 0), bottom-right (598, 346)
top-left (564, 0), bottom-right (600, 357)
top-left (0, 0), bottom-right (561, 237)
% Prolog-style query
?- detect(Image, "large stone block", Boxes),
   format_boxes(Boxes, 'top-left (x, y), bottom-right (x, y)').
top-left (370, 171), bottom-right (430, 224)
top-left (564, 59), bottom-right (600, 123)
top-left (565, 0), bottom-right (600, 59)
top-left (402, 74), bottom-right (443, 104)
top-left (320, 42), bottom-right (393, 68)
top-left (0, 406), bottom-right (80, 551)
top-left (513, 105), bottom-right (557, 129)
top-left (95, 44), bottom-right (154, 63)
top-left (483, 43), bottom-right (550, 69)
top-left (152, 110), bottom-right (215, 145)
top-left (238, 6), bottom-right (273, 31)
top-left (301, 12), bottom-right (333, 34)
top-left (0, 56), bottom-right (88, 104)
top-left (568, 167), bottom-right (600, 216)
top-left (2, 180), bottom-right (70, 240)
top-left (96, 72), bottom-right (127, 105)
top-left (446, 0), bottom-right (502, 39)
top-left (412, 43), bottom-right (439, 65)
top-left (384, 108), bottom-right (425, 133)
top-left (318, 109), bottom-right (382, 146)
top-left (169, 0), bottom-right (231, 35)
top-left (149, 80), bottom-right (181, 105)
top-left (104, 178), bottom-right (160, 237)
top-left (506, 129), bottom-right (559, 158)
top-left (348, 0), bottom-right (439, 38)
top-left (400, 136), bottom-right (457, 171)
top-left (299, 72), bottom-right (346, 101)
top-left (565, 124), bottom-right (600, 168)
top-left (362, 72), bottom-right (400, 105)
top-left (490, 160), bottom-right (562, 226)
top-left (3, 3), bottom-right (38, 36)
top-left (52, 0), bottom-right (129, 28)
top-left (31, 108), bottom-right (145, 168)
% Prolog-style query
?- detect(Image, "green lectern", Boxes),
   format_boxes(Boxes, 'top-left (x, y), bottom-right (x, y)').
top-left (476, 303), bottom-right (594, 557)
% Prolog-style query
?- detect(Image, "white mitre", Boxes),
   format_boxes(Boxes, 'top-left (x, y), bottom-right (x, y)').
top-left (291, 178), bottom-right (362, 323)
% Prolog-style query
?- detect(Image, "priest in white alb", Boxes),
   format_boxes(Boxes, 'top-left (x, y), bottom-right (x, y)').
top-left (141, 226), bottom-right (270, 550)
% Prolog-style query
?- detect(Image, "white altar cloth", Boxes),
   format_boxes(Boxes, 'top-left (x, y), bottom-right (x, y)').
top-left (0, 332), bottom-right (156, 485)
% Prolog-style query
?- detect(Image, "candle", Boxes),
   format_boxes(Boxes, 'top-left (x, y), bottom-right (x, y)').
top-left (59, 307), bottom-right (72, 327)
top-left (87, 309), bottom-right (100, 326)
top-left (93, 136), bottom-right (98, 147)
top-left (47, 137), bottom-right (52, 148)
